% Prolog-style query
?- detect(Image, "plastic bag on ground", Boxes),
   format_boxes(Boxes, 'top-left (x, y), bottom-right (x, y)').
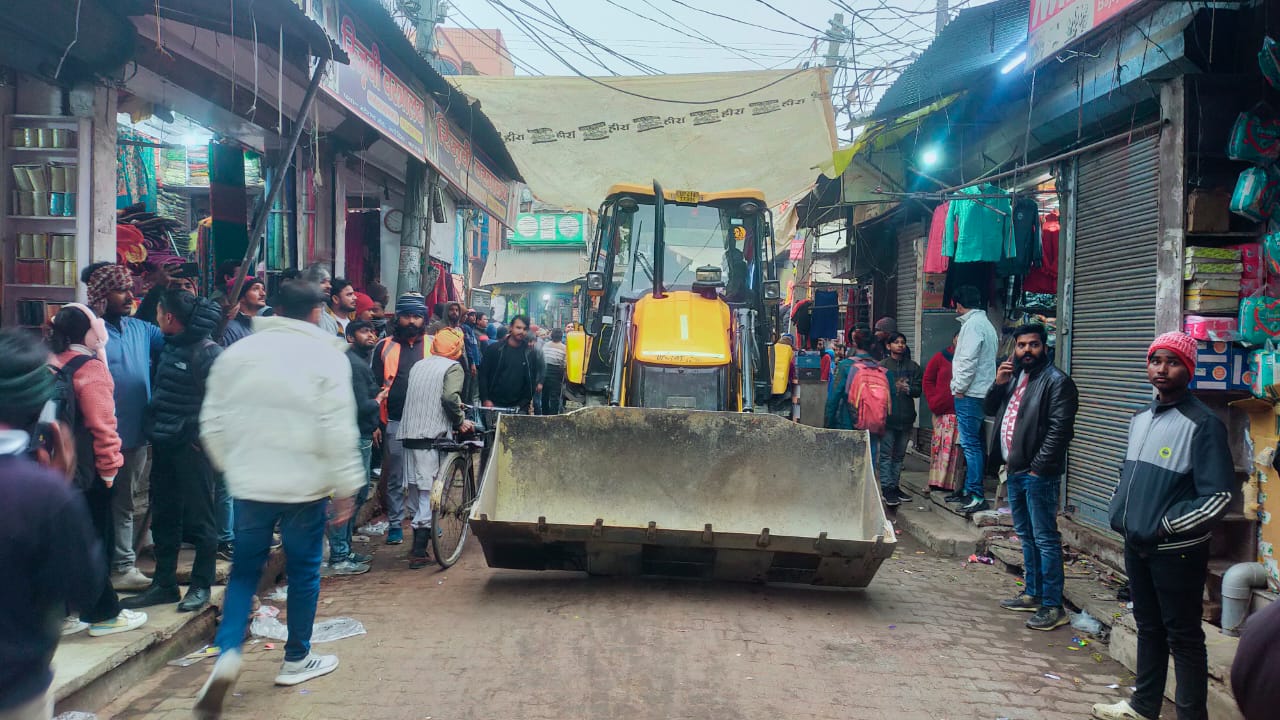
top-left (265, 586), bottom-right (288, 601)
top-left (1070, 610), bottom-right (1104, 635)
top-left (250, 616), bottom-right (367, 643)
top-left (53, 713), bottom-right (97, 720)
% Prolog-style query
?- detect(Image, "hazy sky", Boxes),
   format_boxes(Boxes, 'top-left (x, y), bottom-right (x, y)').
top-left (439, 0), bottom-right (992, 127)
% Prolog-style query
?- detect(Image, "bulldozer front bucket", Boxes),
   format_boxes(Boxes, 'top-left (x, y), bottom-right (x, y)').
top-left (469, 407), bottom-right (895, 587)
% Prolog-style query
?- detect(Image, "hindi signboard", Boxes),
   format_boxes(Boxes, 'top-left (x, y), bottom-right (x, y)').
top-left (1028, 0), bottom-right (1147, 68)
top-left (320, 4), bottom-right (428, 157)
top-left (429, 103), bottom-right (514, 222)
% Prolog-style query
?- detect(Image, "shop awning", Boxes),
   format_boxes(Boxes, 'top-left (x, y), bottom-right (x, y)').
top-left (870, 0), bottom-right (1028, 121)
top-left (0, 0), bottom-right (136, 84)
top-left (479, 249), bottom-right (588, 287)
top-left (117, 0), bottom-right (347, 64)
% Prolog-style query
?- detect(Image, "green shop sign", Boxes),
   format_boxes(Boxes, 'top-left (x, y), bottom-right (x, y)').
top-left (510, 212), bottom-right (587, 246)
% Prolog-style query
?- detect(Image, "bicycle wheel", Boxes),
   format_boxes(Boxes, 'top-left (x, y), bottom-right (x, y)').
top-left (431, 453), bottom-right (471, 568)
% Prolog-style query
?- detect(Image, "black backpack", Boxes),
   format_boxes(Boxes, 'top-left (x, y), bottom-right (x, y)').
top-left (51, 354), bottom-right (98, 490)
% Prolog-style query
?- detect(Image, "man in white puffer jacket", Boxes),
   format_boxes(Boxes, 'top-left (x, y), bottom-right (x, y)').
top-left (193, 281), bottom-right (366, 719)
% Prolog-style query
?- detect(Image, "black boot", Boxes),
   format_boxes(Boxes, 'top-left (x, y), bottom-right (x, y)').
top-left (408, 528), bottom-right (431, 570)
top-left (120, 583), bottom-right (181, 609)
top-left (178, 586), bottom-right (211, 612)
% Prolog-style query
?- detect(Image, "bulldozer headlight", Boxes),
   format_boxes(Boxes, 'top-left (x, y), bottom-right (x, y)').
top-left (763, 280), bottom-right (781, 303)
top-left (586, 271), bottom-right (606, 292)
top-left (694, 266), bottom-right (723, 285)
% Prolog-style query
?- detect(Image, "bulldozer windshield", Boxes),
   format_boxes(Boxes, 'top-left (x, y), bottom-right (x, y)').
top-left (609, 199), bottom-right (763, 303)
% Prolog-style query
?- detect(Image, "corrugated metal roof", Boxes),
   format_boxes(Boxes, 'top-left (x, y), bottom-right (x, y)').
top-left (479, 249), bottom-right (587, 287)
top-left (871, 0), bottom-right (1027, 121)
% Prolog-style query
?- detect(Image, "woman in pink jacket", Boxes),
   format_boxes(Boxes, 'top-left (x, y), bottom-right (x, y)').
top-left (49, 304), bottom-right (148, 638)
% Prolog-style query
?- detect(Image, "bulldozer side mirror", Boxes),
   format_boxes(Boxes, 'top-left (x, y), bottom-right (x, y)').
top-left (763, 279), bottom-right (782, 304)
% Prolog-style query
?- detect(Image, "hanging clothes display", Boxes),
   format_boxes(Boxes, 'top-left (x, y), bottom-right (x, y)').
top-left (996, 196), bottom-right (1042, 277)
top-left (1024, 210), bottom-right (1060, 294)
top-left (942, 261), bottom-right (995, 308)
top-left (923, 202), bottom-right (952, 273)
top-left (943, 184), bottom-right (1013, 263)
top-left (810, 290), bottom-right (840, 341)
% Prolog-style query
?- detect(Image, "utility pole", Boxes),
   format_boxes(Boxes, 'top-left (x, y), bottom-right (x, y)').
top-left (398, 0), bottom-right (448, 59)
top-left (824, 12), bottom-right (845, 68)
top-left (935, 0), bottom-right (949, 35)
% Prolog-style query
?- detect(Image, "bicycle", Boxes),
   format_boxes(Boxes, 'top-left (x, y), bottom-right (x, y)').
top-left (428, 405), bottom-right (517, 568)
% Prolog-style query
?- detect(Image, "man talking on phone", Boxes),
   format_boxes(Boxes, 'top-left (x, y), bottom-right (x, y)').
top-left (983, 324), bottom-right (1079, 632)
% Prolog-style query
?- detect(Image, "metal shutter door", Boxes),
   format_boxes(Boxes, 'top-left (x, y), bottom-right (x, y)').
top-left (896, 225), bottom-right (919, 350)
top-left (1065, 134), bottom-right (1160, 530)
top-left (896, 225), bottom-right (923, 443)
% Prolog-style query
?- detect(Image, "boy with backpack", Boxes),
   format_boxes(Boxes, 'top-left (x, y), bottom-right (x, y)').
top-left (832, 331), bottom-right (893, 468)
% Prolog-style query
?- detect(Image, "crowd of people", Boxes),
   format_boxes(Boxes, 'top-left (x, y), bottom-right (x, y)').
top-left (817, 284), bottom-right (1241, 720)
top-left (1, 260), bottom-right (574, 720)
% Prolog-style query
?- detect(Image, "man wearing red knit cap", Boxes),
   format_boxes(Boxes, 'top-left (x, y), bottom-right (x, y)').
top-left (1092, 331), bottom-right (1234, 720)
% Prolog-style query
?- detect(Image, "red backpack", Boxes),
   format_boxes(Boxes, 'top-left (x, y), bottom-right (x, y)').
top-left (846, 360), bottom-right (891, 434)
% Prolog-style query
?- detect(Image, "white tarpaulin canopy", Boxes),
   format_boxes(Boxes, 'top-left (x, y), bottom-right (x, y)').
top-left (452, 69), bottom-right (838, 211)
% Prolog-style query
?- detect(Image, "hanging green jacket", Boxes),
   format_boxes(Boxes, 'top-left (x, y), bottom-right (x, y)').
top-left (942, 184), bottom-right (1013, 263)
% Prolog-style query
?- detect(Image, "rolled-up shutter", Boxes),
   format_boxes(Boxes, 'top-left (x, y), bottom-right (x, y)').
top-left (1065, 133), bottom-right (1160, 531)
top-left (896, 224), bottom-right (923, 443)
top-left (896, 224), bottom-right (921, 352)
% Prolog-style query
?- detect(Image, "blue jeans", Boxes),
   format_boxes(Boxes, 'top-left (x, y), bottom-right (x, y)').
top-left (1007, 472), bottom-right (1063, 608)
top-left (954, 396), bottom-right (986, 498)
top-left (878, 428), bottom-right (910, 493)
top-left (214, 474), bottom-right (233, 544)
top-left (327, 437), bottom-right (373, 563)
top-left (215, 498), bottom-right (328, 662)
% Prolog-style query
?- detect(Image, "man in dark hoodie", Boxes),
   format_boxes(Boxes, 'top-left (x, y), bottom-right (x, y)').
top-left (0, 329), bottom-right (103, 720)
top-left (325, 320), bottom-right (383, 576)
top-left (479, 314), bottom-right (538, 413)
top-left (1092, 331), bottom-right (1234, 720)
top-left (122, 290), bottom-right (223, 614)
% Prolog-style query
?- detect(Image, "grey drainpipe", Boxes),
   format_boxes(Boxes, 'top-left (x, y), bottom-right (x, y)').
top-left (1221, 562), bottom-right (1269, 637)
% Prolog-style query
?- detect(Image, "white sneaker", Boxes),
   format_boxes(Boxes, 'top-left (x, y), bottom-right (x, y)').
top-left (274, 653), bottom-right (339, 686)
top-left (1091, 700), bottom-right (1155, 720)
top-left (111, 566), bottom-right (152, 591)
top-left (193, 649), bottom-right (241, 720)
top-left (329, 560), bottom-right (371, 576)
top-left (61, 617), bottom-right (89, 636)
top-left (88, 609), bottom-right (148, 637)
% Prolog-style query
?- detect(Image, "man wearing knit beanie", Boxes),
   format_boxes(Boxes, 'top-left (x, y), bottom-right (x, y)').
top-left (369, 292), bottom-right (430, 545)
top-left (1092, 331), bottom-right (1234, 720)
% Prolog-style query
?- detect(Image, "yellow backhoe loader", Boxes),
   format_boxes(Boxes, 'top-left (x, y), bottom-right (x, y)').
top-left (469, 183), bottom-right (894, 586)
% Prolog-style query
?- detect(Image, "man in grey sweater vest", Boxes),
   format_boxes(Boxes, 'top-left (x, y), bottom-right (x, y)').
top-left (397, 328), bottom-right (474, 569)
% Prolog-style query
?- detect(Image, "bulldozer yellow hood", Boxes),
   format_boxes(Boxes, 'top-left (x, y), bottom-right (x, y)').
top-left (632, 291), bottom-right (731, 367)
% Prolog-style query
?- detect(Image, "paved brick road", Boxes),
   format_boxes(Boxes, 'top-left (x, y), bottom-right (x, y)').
top-left (97, 533), bottom-right (1159, 720)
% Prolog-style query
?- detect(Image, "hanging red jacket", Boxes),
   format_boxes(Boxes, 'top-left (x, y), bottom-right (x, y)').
top-left (923, 202), bottom-right (951, 274)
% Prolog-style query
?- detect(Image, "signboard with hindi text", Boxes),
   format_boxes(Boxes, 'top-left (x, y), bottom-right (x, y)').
top-left (1028, 0), bottom-right (1148, 68)
top-left (318, 3), bottom-right (428, 157)
top-left (428, 102), bottom-right (514, 223)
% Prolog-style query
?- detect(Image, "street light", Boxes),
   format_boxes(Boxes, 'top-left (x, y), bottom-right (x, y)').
top-left (920, 146), bottom-right (941, 168)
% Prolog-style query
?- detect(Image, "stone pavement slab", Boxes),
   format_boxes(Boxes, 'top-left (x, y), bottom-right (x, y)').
top-left (52, 586), bottom-right (224, 714)
top-left (96, 534), bottom-right (1174, 720)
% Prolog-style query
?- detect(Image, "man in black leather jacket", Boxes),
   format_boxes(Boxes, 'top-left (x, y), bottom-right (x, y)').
top-left (983, 323), bottom-right (1078, 632)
